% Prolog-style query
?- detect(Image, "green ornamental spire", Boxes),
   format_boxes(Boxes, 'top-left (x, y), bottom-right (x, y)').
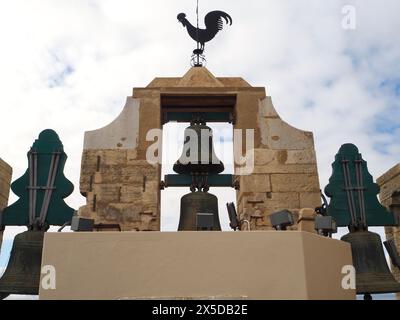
top-left (325, 144), bottom-right (397, 228)
top-left (1, 129), bottom-right (75, 228)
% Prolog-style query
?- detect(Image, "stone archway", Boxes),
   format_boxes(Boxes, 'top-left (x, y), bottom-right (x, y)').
top-left (78, 67), bottom-right (321, 231)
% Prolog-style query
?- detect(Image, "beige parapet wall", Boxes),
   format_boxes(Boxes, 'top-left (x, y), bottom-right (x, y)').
top-left (0, 158), bottom-right (12, 248)
top-left (378, 163), bottom-right (400, 299)
top-left (39, 231), bottom-right (355, 300)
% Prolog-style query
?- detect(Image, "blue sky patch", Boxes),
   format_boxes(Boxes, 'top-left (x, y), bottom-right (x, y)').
top-left (48, 64), bottom-right (75, 88)
top-left (0, 239), bottom-right (12, 269)
top-left (343, 49), bottom-right (361, 70)
top-left (304, 99), bottom-right (316, 109)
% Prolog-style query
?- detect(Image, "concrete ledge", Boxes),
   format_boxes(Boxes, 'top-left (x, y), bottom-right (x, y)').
top-left (39, 231), bottom-right (355, 300)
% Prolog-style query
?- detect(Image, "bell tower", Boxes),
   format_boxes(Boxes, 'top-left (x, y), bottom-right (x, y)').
top-left (78, 67), bottom-right (321, 231)
top-left (0, 158), bottom-right (12, 249)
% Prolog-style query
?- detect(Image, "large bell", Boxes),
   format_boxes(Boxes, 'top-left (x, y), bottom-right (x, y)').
top-left (173, 121), bottom-right (224, 175)
top-left (178, 191), bottom-right (221, 231)
top-left (341, 230), bottom-right (400, 295)
top-left (0, 231), bottom-right (44, 299)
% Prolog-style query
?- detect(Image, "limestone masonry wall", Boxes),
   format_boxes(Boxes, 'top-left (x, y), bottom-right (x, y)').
top-left (78, 97), bottom-right (161, 231)
top-left (0, 158), bottom-right (12, 210)
top-left (235, 97), bottom-right (321, 230)
top-left (0, 157), bottom-right (12, 247)
top-left (79, 150), bottom-right (160, 231)
top-left (378, 164), bottom-right (400, 295)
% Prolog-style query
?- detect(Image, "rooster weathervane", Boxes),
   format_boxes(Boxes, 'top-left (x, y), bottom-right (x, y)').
top-left (177, 1), bottom-right (232, 67)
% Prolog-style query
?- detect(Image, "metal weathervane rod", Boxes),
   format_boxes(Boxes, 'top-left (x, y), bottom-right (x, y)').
top-left (196, 0), bottom-right (200, 65)
top-left (196, 0), bottom-right (199, 47)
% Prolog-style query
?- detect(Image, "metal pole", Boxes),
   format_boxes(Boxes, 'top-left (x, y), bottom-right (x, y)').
top-left (28, 151), bottom-right (34, 226)
top-left (196, 0), bottom-right (199, 42)
top-left (342, 158), bottom-right (357, 227)
top-left (32, 150), bottom-right (38, 227)
top-left (39, 152), bottom-right (61, 227)
top-left (356, 159), bottom-right (367, 228)
top-left (357, 159), bottom-right (367, 228)
top-left (196, 0), bottom-right (200, 65)
top-left (0, 224), bottom-right (4, 254)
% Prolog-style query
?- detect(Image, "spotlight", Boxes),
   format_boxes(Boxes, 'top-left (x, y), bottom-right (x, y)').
top-left (226, 202), bottom-right (240, 231)
top-left (314, 216), bottom-right (337, 237)
top-left (71, 216), bottom-right (94, 232)
top-left (270, 210), bottom-right (294, 231)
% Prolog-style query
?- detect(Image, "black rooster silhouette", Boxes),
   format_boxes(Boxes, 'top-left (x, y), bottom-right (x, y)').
top-left (177, 11), bottom-right (232, 52)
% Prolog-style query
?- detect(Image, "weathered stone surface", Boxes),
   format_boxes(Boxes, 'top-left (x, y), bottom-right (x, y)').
top-left (300, 192), bottom-right (322, 209)
top-left (217, 77), bottom-right (251, 87)
top-left (379, 167), bottom-right (400, 203)
top-left (0, 157), bottom-right (12, 247)
top-left (234, 96), bottom-right (320, 231)
top-left (378, 163), bottom-right (400, 297)
top-left (178, 67), bottom-right (224, 87)
top-left (239, 149), bottom-right (318, 174)
top-left (297, 208), bottom-right (317, 234)
top-left (120, 186), bottom-right (142, 203)
top-left (0, 158), bottom-right (11, 210)
top-left (0, 164), bottom-right (11, 175)
top-left (251, 164), bottom-right (318, 175)
top-left (252, 149), bottom-right (276, 166)
top-left (235, 90), bottom-right (266, 144)
top-left (0, 180), bottom-right (11, 199)
top-left (84, 97), bottom-right (140, 150)
top-left (258, 98), bottom-right (315, 151)
top-left (263, 119), bottom-right (315, 150)
top-left (271, 174), bottom-right (320, 193)
top-left (237, 192), bottom-right (301, 229)
top-left (286, 150), bottom-right (317, 165)
top-left (93, 184), bottom-right (121, 202)
top-left (146, 77), bottom-right (181, 88)
top-left (238, 175), bottom-right (271, 193)
top-left (239, 192), bottom-right (300, 210)
top-left (147, 75), bottom-right (251, 88)
top-left (258, 97), bottom-right (279, 119)
top-left (79, 146), bottom-right (161, 231)
top-left (377, 164), bottom-right (400, 188)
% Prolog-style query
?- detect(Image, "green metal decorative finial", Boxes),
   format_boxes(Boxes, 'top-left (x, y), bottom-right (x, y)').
top-left (324, 143), bottom-right (397, 228)
top-left (0, 129), bottom-right (75, 229)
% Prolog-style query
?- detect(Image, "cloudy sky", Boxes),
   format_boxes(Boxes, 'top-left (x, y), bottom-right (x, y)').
top-left (0, 0), bottom-right (399, 299)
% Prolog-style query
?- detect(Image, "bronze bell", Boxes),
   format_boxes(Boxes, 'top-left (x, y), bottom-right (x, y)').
top-left (0, 231), bottom-right (44, 299)
top-left (341, 230), bottom-right (400, 296)
top-left (175, 120), bottom-right (224, 231)
top-left (174, 120), bottom-right (224, 175)
top-left (178, 191), bottom-right (222, 231)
